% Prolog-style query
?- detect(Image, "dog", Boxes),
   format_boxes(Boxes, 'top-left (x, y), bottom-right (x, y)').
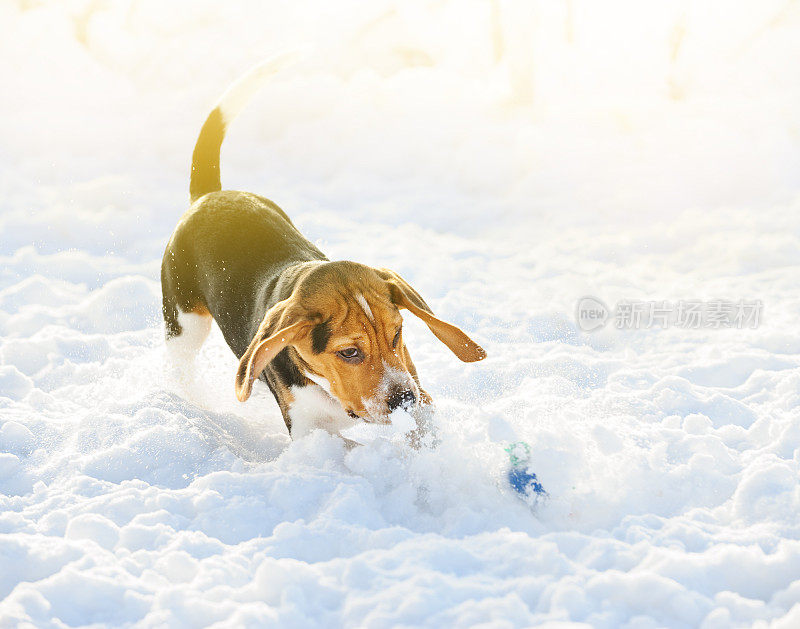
top-left (161, 53), bottom-right (486, 440)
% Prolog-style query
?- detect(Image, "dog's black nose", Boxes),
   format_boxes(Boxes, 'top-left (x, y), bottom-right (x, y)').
top-left (387, 388), bottom-right (416, 411)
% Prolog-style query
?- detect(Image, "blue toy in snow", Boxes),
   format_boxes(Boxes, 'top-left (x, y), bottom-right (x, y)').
top-left (506, 442), bottom-right (548, 501)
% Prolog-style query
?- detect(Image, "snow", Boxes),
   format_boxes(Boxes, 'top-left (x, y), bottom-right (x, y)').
top-left (340, 408), bottom-right (418, 445)
top-left (1, 0), bottom-right (800, 626)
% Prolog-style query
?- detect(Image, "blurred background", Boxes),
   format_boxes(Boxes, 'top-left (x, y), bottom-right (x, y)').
top-left (2, 0), bottom-right (798, 253)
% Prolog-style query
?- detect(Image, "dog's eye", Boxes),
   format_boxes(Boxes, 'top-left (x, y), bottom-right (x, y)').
top-left (337, 347), bottom-right (363, 363)
top-left (392, 326), bottom-right (402, 348)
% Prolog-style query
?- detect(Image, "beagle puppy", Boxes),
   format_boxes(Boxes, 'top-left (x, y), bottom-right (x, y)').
top-left (161, 54), bottom-right (485, 439)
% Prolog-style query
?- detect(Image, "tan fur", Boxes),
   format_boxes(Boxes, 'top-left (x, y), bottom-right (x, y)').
top-left (235, 319), bottom-right (308, 402)
top-left (190, 303), bottom-right (211, 317)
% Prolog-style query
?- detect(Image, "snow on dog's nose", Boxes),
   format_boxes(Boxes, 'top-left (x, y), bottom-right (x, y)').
top-left (387, 387), bottom-right (416, 412)
top-left (362, 361), bottom-right (419, 419)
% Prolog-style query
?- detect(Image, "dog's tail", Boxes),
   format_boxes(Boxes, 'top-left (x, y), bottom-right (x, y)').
top-left (189, 48), bottom-right (309, 203)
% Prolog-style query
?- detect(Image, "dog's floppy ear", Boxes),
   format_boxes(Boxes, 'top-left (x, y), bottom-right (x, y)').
top-left (235, 299), bottom-right (309, 402)
top-left (378, 268), bottom-right (486, 362)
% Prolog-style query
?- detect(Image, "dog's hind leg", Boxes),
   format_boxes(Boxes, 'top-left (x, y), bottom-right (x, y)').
top-left (161, 254), bottom-right (212, 364)
top-left (163, 302), bottom-right (212, 396)
top-left (164, 303), bottom-right (212, 363)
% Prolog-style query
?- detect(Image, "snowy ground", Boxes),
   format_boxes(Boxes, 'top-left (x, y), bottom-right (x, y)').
top-left (2, 1), bottom-right (800, 627)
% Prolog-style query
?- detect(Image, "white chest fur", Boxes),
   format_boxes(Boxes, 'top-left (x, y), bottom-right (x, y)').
top-left (287, 382), bottom-right (360, 438)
